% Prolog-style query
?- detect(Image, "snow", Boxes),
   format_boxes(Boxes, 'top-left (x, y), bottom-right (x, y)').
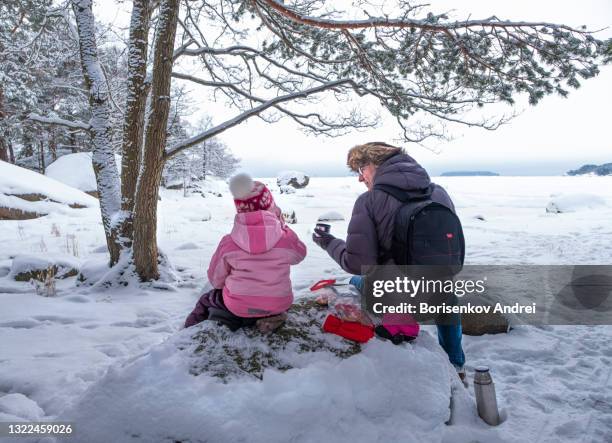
top-left (0, 161), bottom-right (97, 208)
top-left (0, 394), bottom-right (45, 421)
top-left (45, 153), bottom-right (97, 192)
top-left (58, 329), bottom-right (456, 443)
top-left (545, 193), bottom-right (607, 213)
top-left (1, 175), bottom-right (612, 442)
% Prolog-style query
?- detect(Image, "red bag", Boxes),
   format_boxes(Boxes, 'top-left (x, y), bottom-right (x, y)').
top-left (322, 314), bottom-right (374, 343)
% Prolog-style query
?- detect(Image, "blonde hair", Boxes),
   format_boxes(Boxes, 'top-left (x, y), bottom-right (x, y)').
top-left (347, 142), bottom-right (403, 172)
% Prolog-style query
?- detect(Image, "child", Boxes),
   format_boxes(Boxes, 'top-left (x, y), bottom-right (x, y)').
top-left (185, 173), bottom-right (307, 333)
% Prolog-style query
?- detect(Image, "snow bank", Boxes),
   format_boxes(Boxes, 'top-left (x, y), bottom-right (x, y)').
top-left (545, 193), bottom-right (607, 213)
top-left (0, 161), bottom-right (97, 212)
top-left (45, 153), bottom-right (97, 192)
top-left (60, 301), bottom-right (455, 443)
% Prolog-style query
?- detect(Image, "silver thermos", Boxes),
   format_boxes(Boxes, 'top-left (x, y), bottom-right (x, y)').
top-left (473, 366), bottom-right (500, 426)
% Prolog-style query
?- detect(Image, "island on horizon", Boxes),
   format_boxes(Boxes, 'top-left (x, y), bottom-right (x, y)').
top-left (566, 163), bottom-right (612, 176)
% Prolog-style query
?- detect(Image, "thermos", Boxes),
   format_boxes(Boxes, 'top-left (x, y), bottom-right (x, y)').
top-left (473, 366), bottom-right (500, 426)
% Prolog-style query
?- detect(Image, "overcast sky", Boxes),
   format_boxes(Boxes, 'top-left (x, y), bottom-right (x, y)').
top-left (100, 1), bottom-right (612, 176)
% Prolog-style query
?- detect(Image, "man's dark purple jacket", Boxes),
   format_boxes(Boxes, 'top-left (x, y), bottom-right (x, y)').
top-left (326, 152), bottom-right (456, 275)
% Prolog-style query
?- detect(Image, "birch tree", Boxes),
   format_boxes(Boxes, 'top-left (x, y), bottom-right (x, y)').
top-left (70, 0), bottom-right (122, 264)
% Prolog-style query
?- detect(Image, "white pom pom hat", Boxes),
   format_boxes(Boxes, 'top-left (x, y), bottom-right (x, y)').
top-left (229, 173), bottom-right (275, 213)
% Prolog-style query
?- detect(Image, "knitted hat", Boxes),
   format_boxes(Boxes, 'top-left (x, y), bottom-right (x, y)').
top-left (229, 173), bottom-right (275, 213)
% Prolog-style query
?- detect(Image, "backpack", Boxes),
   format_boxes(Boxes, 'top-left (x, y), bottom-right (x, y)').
top-left (374, 184), bottom-right (465, 273)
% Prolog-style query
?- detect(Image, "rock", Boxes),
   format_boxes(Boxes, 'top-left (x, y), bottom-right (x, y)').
top-left (188, 298), bottom-right (361, 381)
top-left (474, 215), bottom-right (486, 221)
top-left (0, 206), bottom-right (44, 220)
top-left (282, 209), bottom-right (297, 224)
top-left (10, 255), bottom-right (80, 282)
top-left (277, 170), bottom-right (309, 189)
top-left (318, 211), bottom-right (345, 221)
top-left (459, 294), bottom-right (510, 336)
top-left (10, 193), bottom-right (48, 202)
top-left (279, 185), bottom-right (295, 194)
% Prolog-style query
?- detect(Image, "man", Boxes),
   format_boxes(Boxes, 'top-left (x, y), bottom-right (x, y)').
top-left (312, 142), bottom-right (466, 382)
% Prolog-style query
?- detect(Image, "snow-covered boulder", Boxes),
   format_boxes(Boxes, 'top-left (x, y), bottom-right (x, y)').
top-left (279, 185), bottom-right (295, 194)
top-left (318, 211), bottom-right (345, 221)
top-left (0, 161), bottom-right (97, 219)
top-left (45, 152), bottom-right (122, 197)
top-left (277, 170), bottom-right (309, 189)
top-left (59, 298), bottom-right (457, 442)
top-left (46, 153), bottom-right (97, 195)
top-left (545, 194), bottom-right (606, 213)
top-left (9, 254), bottom-right (80, 282)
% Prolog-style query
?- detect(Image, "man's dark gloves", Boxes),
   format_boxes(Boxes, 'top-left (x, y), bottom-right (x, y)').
top-left (312, 229), bottom-right (335, 250)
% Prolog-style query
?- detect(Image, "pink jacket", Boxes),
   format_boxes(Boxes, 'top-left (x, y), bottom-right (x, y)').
top-left (207, 210), bottom-right (307, 317)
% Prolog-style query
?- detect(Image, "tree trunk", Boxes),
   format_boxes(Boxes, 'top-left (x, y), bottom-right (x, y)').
top-left (49, 129), bottom-right (57, 161)
top-left (39, 140), bottom-right (45, 173)
top-left (133, 0), bottom-right (179, 281)
top-left (71, 0), bottom-right (122, 266)
top-left (8, 139), bottom-right (15, 163)
top-left (0, 139), bottom-right (7, 162)
top-left (70, 132), bottom-right (78, 153)
top-left (119, 0), bottom-right (151, 248)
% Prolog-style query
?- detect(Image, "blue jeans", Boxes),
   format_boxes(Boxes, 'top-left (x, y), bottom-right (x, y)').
top-left (349, 276), bottom-right (465, 368)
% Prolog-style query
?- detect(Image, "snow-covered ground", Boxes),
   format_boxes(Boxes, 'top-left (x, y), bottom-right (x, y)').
top-left (1, 175), bottom-right (612, 442)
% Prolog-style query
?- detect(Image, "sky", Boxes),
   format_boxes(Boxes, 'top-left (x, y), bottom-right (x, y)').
top-left (99, 0), bottom-right (612, 176)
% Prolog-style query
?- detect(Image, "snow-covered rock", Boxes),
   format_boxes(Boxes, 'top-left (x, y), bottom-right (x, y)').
top-left (46, 153), bottom-right (97, 193)
top-left (0, 161), bottom-right (97, 219)
top-left (59, 298), bottom-right (455, 443)
top-left (282, 209), bottom-right (297, 224)
top-left (318, 211), bottom-right (345, 221)
top-left (279, 184), bottom-right (295, 194)
top-left (9, 254), bottom-right (80, 281)
top-left (545, 193), bottom-right (606, 213)
top-left (277, 170), bottom-right (309, 189)
top-left (44, 152), bottom-right (122, 196)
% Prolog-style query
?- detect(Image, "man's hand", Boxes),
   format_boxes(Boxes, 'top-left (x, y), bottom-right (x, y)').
top-left (312, 229), bottom-right (335, 250)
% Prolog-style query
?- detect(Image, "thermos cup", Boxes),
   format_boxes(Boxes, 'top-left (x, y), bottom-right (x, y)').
top-left (315, 223), bottom-right (331, 234)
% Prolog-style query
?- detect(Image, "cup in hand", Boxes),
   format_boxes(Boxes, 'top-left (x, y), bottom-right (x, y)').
top-left (314, 223), bottom-right (331, 237)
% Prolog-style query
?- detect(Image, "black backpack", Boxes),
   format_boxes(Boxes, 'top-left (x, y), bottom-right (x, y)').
top-left (374, 184), bottom-right (465, 273)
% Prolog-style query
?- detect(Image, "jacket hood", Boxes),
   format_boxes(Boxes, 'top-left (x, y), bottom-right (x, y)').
top-left (230, 210), bottom-right (284, 254)
top-left (373, 153), bottom-right (431, 191)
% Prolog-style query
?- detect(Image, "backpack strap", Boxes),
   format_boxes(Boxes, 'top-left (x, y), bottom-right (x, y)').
top-left (373, 183), bottom-right (433, 202)
top-left (373, 184), bottom-right (434, 264)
